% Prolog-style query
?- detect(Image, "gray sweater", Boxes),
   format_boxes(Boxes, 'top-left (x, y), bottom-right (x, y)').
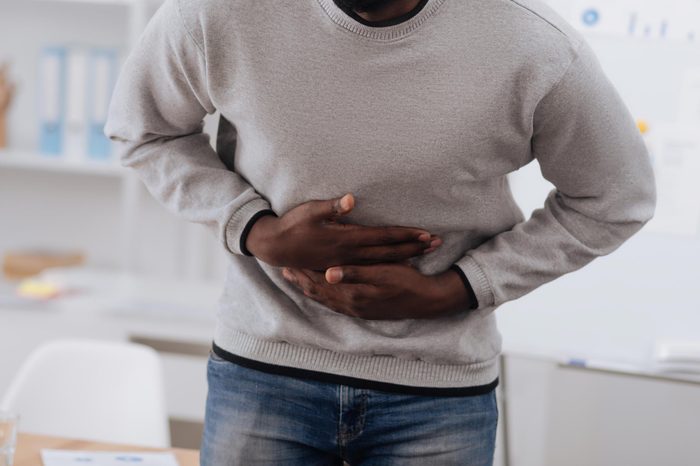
top-left (104, 0), bottom-right (656, 388)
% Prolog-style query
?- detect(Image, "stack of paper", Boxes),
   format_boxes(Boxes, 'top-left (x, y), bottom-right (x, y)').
top-left (41, 449), bottom-right (179, 466)
top-left (652, 340), bottom-right (700, 375)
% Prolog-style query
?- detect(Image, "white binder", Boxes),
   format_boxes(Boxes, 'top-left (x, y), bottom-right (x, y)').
top-left (64, 45), bottom-right (89, 160)
top-left (38, 46), bottom-right (67, 156)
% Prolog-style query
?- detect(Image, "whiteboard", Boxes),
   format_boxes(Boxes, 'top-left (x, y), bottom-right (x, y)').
top-left (499, 0), bottom-right (700, 369)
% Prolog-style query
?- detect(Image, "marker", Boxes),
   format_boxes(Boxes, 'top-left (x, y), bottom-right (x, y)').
top-left (567, 358), bottom-right (587, 368)
top-left (628, 13), bottom-right (637, 36)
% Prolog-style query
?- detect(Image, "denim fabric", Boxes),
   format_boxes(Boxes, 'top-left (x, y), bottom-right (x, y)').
top-left (200, 351), bottom-right (498, 465)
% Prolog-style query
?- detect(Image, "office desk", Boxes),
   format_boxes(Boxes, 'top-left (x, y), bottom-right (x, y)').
top-left (13, 433), bottom-right (199, 466)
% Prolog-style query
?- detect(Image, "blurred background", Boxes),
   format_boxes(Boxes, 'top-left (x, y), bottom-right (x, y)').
top-left (0, 0), bottom-right (699, 464)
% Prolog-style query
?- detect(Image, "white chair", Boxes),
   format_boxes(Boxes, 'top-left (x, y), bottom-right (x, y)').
top-left (0, 339), bottom-right (170, 448)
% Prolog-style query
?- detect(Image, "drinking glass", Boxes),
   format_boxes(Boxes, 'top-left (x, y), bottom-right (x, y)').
top-left (0, 411), bottom-right (18, 466)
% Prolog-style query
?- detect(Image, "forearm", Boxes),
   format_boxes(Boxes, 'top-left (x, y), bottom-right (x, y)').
top-left (115, 133), bottom-right (273, 256)
top-left (454, 40), bottom-right (656, 312)
top-left (104, 0), bottom-right (275, 256)
top-left (453, 187), bottom-right (653, 310)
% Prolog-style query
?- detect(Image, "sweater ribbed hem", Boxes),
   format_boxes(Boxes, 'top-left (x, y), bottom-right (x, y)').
top-left (315, 0), bottom-right (447, 41)
top-left (214, 324), bottom-right (500, 389)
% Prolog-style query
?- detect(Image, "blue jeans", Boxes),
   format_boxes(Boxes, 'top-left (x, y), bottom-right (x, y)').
top-left (200, 350), bottom-right (498, 465)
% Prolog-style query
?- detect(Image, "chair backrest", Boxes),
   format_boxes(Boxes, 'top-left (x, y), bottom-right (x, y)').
top-left (0, 339), bottom-right (170, 448)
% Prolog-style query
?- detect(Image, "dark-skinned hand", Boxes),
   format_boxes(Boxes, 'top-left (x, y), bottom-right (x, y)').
top-left (281, 261), bottom-right (473, 320)
top-left (245, 192), bottom-right (443, 270)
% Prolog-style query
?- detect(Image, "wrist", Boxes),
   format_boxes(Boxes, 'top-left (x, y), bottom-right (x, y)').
top-left (0, 114), bottom-right (7, 148)
top-left (245, 213), bottom-right (280, 263)
top-left (429, 269), bottom-right (476, 316)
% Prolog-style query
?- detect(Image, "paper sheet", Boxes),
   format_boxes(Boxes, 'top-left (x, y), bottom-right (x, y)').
top-left (679, 68), bottom-right (700, 124)
top-left (645, 125), bottom-right (700, 236)
top-left (41, 449), bottom-right (179, 466)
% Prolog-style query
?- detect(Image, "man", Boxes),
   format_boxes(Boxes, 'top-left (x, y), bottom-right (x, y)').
top-left (104, 0), bottom-right (656, 464)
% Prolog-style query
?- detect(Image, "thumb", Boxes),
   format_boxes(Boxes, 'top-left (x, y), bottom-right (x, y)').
top-left (317, 192), bottom-right (354, 222)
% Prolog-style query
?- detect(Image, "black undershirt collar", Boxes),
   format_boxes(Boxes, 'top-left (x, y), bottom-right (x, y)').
top-left (332, 0), bottom-right (429, 27)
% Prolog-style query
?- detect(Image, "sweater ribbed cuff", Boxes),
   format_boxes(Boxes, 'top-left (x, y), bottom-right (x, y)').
top-left (453, 255), bottom-right (495, 310)
top-left (449, 264), bottom-right (478, 310)
top-left (224, 197), bottom-right (274, 256)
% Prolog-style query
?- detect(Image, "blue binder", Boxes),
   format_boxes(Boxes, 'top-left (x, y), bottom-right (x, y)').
top-left (87, 48), bottom-right (118, 160)
top-left (38, 46), bottom-right (67, 156)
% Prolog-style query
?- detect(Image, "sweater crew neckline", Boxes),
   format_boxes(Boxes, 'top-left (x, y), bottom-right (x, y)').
top-left (316, 0), bottom-right (446, 41)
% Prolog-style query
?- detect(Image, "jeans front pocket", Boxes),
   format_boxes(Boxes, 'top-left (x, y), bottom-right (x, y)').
top-left (208, 348), bottom-right (229, 364)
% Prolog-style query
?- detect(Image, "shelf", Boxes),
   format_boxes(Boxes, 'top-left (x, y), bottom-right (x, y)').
top-left (31, 0), bottom-right (152, 5)
top-left (0, 149), bottom-right (126, 178)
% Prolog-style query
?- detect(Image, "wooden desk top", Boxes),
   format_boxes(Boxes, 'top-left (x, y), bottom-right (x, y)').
top-left (13, 433), bottom-right (199, 466)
